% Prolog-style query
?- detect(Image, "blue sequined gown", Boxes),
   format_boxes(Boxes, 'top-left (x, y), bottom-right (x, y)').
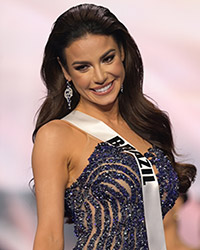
top-left (64, 142), bottom-right (179, 250)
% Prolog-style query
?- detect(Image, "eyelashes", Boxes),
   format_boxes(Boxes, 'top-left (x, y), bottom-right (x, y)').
top-left (74, 65), bottom-right (89, 72)
top-left (74, 53), bottom-right (116, 72)
top-left (102, 54), bottom-right (115, 63)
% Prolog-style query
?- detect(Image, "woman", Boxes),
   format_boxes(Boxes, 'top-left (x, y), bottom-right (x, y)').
top-left (32, 4), bottom-right (196, 250)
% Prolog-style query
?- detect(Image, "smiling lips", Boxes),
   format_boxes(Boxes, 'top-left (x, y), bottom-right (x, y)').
top-left (91, 81), bottom-right (114, 95)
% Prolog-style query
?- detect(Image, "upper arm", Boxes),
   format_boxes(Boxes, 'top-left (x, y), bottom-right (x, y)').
top-left (32, 121), bottom-right (70, 238)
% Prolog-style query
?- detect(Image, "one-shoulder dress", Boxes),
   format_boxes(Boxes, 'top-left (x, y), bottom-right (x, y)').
top-left (64, 124), bottom-right (179, 250)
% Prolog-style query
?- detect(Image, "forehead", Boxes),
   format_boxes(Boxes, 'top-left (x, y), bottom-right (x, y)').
top-left (64, 34), bottom-right (119, 61)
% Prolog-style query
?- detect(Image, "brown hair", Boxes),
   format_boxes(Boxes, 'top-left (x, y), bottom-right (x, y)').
top-left (34, 4), bottom-right (196, 193)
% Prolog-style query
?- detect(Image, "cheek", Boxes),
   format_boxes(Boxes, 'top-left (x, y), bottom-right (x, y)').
top-left (72, 75), bottom-right (90, 91)
top-left (111, 60), bottom-right (125, 77)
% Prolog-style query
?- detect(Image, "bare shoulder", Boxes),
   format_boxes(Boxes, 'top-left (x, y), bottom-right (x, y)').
top-left (32, 119), bottom-right (85, 162)
top-left (32, 120), bottom-right (75, 186)
top-left (34, 119), bottom-right (79, 152)
top-left (32, 119), bottom-right (76, 168)
top-left (35, 119), bottom-right (73, 143)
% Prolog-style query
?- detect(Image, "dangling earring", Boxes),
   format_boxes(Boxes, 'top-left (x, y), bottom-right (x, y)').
top-left (64, 80), bottom-right (73, 110)
top-left (120, 85), bottom-right (123, 93)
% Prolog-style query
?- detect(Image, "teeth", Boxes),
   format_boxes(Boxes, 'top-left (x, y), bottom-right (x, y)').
top-left (94, 83), bottom-right (112, 93)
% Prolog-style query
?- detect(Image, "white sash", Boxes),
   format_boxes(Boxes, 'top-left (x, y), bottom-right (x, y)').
top-left (62, 110), bottom-right (166, 250)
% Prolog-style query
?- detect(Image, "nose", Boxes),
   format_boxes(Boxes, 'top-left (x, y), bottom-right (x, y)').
top-left (93, 65), bottom-right (107, 85)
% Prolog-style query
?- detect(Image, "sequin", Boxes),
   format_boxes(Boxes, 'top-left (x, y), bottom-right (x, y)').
top-left (64, 142), bottom-right (179, 249)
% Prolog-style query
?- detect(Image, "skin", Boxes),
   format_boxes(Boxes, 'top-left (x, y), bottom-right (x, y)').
top-left (62, 34), bottom-right (125, 112)
top-left (164, 197), bottom-right (200, 250)
top-left (32, 34), bottom-right (152, 250)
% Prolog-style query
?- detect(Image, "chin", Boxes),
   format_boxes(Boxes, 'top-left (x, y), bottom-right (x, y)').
top-left (95, 99), bottom-right (118, 109)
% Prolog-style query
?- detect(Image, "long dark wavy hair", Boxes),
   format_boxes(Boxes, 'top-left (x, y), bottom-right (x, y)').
top-left (33, 3), bottom-right (196, 194)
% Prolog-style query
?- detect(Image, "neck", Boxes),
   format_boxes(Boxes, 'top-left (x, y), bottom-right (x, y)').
top-left (76, 99), bottom-right (123, 125)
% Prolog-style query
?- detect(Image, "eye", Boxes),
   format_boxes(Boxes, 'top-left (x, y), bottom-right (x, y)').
top-left (74, 64), bottom-right (89, 72)
top-left (103, 54), bottom-right (115, 63)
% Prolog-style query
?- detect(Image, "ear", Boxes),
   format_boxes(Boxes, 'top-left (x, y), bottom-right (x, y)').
top-left (57, 57), bottom-right (72, 81)
top-left (120, 46), bottom-right (125, 62)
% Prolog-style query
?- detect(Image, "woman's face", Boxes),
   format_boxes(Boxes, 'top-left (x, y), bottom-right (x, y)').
top-left (62, 34), bottom-right (125, 109)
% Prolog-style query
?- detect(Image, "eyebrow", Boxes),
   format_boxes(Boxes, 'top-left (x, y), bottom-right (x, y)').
top-left (71, 49), bottom-right (116, 66)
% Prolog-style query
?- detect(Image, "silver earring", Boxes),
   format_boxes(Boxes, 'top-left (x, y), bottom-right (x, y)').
top-left (64, 80), bottom-right (73, 110)
top-left (120, 85), bottom-right (123, 93)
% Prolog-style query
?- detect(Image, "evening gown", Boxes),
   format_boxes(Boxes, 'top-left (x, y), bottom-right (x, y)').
top-left (63, 119), bottom-right (179, 250)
